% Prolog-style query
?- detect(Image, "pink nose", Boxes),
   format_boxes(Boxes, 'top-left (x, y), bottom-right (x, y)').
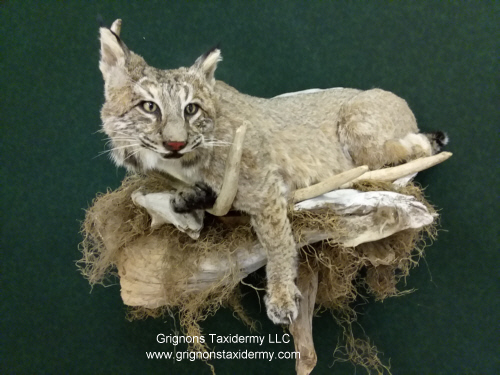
top-left (163, 141), bottom-right (186, 151)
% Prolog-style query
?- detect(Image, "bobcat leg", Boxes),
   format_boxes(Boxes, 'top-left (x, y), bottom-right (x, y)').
top-left (249, 177), bottom-right (301, 325)
top-left (383, 133), bottom-right (433, 165)
top-left (339, 122), bottom-right (433, 169)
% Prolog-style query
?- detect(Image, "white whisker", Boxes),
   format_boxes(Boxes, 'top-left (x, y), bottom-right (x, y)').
top-left (107, 144), bottom-right (141, 151)
top-left (126, 148), bottom-right (142, 159)
top-left (94, 144), bottom-right (142, 159)
top-left (205, 138), bottom-right (233, 145)
top-left (105, 138), bottom-right (137, 143)
top-left (200, 144), bottom-right (230, 149)
top-left (203, 142), bottom-right (232, 147)
top-left (112, 131), bottom-right (135, 137)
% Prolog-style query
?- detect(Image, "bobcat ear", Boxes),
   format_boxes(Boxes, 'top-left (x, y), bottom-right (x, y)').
top-left (192, 47), bottom-right (222, 86)
top-left (99, 19), bottom-right (129, 80)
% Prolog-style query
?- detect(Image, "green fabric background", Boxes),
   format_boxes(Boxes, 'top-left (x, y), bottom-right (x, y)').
top-left (2, 1), bottom-right (498, 374)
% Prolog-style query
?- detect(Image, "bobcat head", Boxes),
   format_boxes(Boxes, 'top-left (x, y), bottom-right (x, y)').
top-left (99, 24), bottom-right (221, 173)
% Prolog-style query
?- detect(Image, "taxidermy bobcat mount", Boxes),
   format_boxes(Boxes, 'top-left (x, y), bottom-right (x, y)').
top-left (98, 19), bottom-right (447, 324)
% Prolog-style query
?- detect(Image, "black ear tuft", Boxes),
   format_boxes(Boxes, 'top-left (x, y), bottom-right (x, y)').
top-left (206, 43), bottom-right (222, 56)
top-left (192, 46), bottom-right (222, 86)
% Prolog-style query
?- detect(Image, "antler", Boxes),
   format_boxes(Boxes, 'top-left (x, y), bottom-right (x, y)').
top-left (206, 122), bottom-right (248, 216)
top-left (345, 151), bottom-right (452, 185)
top-left (292, 165), bottom-right (369, 203)
top-left (292, 152), bottom-right (452, 203)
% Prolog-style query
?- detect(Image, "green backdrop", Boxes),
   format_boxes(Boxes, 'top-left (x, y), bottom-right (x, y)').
top-left (2, 1), bottom-right (498, 374)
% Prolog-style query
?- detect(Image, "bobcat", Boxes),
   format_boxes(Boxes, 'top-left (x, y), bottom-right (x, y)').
top-left (98, 20), bottom-right (447, 324)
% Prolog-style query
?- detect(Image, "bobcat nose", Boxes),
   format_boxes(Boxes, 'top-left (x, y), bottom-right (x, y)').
top-left (163, 141), bottom-right (187, 151)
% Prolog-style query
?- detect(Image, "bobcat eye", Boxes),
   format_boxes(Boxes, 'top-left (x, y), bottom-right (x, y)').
top-left (141, 101), bottom-right (158, 113)
top-left (184, 103), bottom-right (199, 116)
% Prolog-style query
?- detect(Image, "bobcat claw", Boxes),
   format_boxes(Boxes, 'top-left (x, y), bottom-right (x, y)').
top-left (264, 283), bottom-right (302, 325)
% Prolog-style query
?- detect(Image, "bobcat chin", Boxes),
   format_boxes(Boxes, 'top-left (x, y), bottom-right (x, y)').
top-left (98, 20), bottom-right (447, 324)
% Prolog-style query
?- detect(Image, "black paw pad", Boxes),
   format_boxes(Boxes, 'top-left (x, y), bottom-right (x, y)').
top-left (172, 182), bottom-right (217, 213)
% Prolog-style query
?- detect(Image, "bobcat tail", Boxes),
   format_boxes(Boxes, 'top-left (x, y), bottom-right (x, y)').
top-left (425, 131), bottom-right (449, 154)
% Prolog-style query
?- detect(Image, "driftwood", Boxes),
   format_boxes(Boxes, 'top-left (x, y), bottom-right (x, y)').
top-left (126, 187), bottom-right (437, 300)
top-left (289, 265), bottom-right (319, 375)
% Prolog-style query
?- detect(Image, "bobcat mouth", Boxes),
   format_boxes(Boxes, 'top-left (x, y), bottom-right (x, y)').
top-left (160, 138), bottom-right (202, 159)
top-left (162, 152), bottom-right (183, 159)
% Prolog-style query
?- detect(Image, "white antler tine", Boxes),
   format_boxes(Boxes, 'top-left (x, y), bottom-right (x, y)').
top-left (206, 121), bottom-right (248, 216)
top-left (292, 152), bottom-right (453, 203)
top-left (344, 151), bottom-right (453, 187)
top-left (292, 165), bottom-right (369, 203)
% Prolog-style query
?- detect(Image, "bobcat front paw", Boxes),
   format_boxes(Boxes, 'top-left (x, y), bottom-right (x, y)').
top-left (264, 283), bottom-right (302, 325)
top-left (171, 182), bottom-right (217, 213)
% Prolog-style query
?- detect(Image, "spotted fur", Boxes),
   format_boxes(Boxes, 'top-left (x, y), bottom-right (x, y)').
top-left (98, 23), bottom-right (447, 324)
